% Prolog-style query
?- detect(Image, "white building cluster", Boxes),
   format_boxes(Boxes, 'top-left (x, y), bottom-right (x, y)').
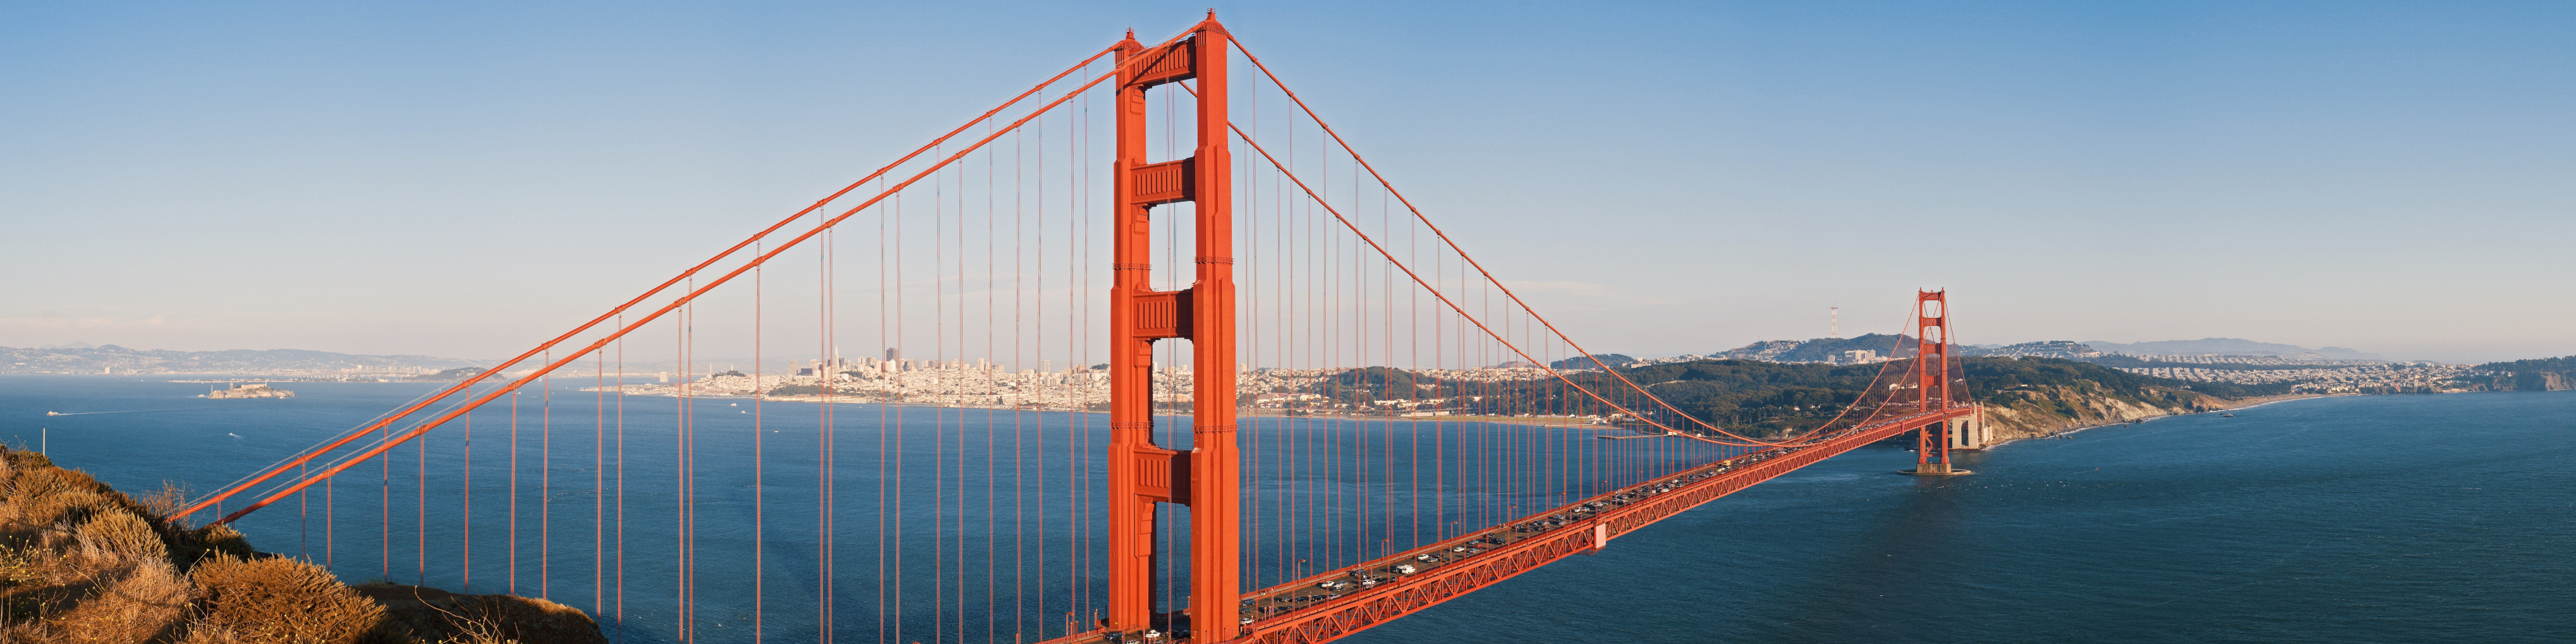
top-left (2117, 361), bottom-right (2476, 394)
top-left (599, 359), bottom-right (1565, 413)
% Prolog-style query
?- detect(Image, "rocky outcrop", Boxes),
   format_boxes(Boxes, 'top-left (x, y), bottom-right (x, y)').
top-left (361, 584), bottom-right (610, 644)
top-left (1976, 384), bottom-right (2212, 443)
top-left (2516, 371), bottom-right (2572, 392)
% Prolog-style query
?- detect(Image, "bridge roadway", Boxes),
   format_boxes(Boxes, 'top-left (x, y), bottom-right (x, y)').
top-left (1052, 404), bottom-right (1982, 644)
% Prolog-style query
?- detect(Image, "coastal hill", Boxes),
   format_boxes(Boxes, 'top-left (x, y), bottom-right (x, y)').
top-left (0, 449), bottom-right (604, 643)
top-left (1296, 357), bottom-right (2286, 442)
top-left (0, 346), bottom-right (480, 376)
top-left (2474, 355), bottom-right (2576, 391)
top-left (1586, 356), bottom-right (2287, 440)
top-left (1708, 333), bottom-right (1919, 362)
top-left (1703, 336), bottom-right (2108, 363)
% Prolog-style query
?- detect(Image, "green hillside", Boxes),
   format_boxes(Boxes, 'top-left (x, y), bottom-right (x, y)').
top-left (1285, 357), bottom-right (2285, 438)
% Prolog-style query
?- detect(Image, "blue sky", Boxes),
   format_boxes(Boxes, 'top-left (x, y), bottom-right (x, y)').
top-left (3, 1), bottom-right (2568, 363)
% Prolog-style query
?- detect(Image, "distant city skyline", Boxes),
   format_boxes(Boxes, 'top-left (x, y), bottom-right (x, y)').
top-left (4, 1), bottom-right (2570, 364)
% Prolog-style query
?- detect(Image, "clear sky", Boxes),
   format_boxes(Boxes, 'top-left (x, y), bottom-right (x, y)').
top-left (4, 1), bottom-right (2568, 363)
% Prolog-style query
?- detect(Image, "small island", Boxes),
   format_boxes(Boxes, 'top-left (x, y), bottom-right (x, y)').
top-left (203, 383), bottom-right (294, 399)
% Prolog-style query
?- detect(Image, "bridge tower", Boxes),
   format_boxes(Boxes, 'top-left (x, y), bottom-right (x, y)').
top-left (1908, 289), bottom-right (1970, 475)
top-left (1105, 14), bottom-right (1241, 641)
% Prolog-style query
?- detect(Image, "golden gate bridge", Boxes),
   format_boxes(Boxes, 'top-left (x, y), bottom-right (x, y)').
top-left (173, 14), bottom-right (1983, 643)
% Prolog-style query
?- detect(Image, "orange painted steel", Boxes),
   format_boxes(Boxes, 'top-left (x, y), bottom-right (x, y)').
top-left (188, 28), bottom-right (1206, 526)
top-left (1234, 407), bottom-right (1975, 644)
top-left (1027, 406), bottom-right (1978, 644)
top-left (1219, 37), bottom-right (1845, 449)
top-left (173, 46), bottom-right (1128, 524)
top-left (1105, 14), bottom-right (1242, 641)
top-left (1913, 289), bottom-right (1957, 473)
top-left (181, 16), bottom-right (1996, 644)
top-left (1213, 111), bottom-right (1833, 449)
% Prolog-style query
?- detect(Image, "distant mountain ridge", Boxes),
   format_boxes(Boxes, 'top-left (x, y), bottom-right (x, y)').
top-left (0, 345), bottom-right (481, 375)
top-left (2082, 338), bottom-right (2383, 361)
top-left (1702, 336), bottom-right (2111, 363)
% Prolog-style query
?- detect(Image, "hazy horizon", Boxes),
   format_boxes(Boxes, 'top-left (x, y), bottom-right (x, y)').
top-left (6, 1), bottom-right (2570, 365)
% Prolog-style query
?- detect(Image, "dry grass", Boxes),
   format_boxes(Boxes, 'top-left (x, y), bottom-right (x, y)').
top-left (44, 558), bottom-right (193, 643)
top-left (190, 555), bottom-right (395, 644)
top-left (0, 447), bottom-right (597, 643)
top-left (78, 511), bottom-right (166, 562)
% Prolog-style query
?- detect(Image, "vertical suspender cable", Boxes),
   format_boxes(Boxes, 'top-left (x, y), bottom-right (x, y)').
top-left (595, 349), bottom-right (605, 612)
top-left (381, 411), bottom-right (389, 581)
top-left (509, 387), bottom-right (519, 595)
top-left (542, 355), bottom-right (552, 598)
top-left (753, 241), bottom-right (766, 643)
top-left (463, 404), bottom-right (472, 591)
top-left (418, 413), bottom-right (426, 585)
top-left (615, 317), bottom-right (626, 621)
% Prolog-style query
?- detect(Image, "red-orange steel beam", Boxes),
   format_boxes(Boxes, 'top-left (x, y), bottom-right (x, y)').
top-left (1236, 407), bottom-right (1977, 644)
top-left (1021, 409), bottom-right (1974, 644)
top-left (1184, 14), bottom-right (1244, 644)
top-left (1914, 289), bottom-right (1955, 473)
top-left (193, 28), bottom-right (1205, 526)
top-left (1105, 30), bottom-right (1160, 636)
top-left (1105, 13), bottom-right (1242, 640)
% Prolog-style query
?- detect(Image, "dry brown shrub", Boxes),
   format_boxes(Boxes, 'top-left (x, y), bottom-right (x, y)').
top-left (45, 557), bottom-right (194, 643)
top-left (7, 450), bottom-right (56, 471)
top-left (168, 524), bottom-right (255, 567)
top-left (137, 482), bottom-right (187, 519)
top-left (178, 624), bottom-right (245, 644)
top-left (19, 489), bottom-right (112, 530)
top-left (0, 547), bottom-right (41, 588)
top-left (79, 511), bottom-right (167, 563)
top-left (190, 555), bottom-right (394, 644)
top-left (11, 466), bottom-right (90, 504)
top-left (0, 454), bottom-right (598, 643)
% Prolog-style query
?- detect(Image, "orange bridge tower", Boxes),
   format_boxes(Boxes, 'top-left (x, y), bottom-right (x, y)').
top-left (1105, 14), bottom-right (1242, 641)
top-left (1907, 289), bottom-right (1971, 475)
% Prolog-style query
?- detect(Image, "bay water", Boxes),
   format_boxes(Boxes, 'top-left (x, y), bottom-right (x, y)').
top-left (4, 375), bottom-right (2568, 643)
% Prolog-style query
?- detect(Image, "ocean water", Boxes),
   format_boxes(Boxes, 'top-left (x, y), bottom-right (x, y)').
top-left (4, 375), bottom-right (2570, 643)
top-left (1347, 391), bottom-right (2576, 644)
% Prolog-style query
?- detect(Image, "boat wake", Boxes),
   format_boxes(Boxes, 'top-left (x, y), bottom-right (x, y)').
top-left (43, 407), bottom-right (212, 416)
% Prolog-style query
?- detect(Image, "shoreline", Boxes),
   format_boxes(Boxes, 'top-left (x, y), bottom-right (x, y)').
top-left (2202, 392), bottom-right (2347, 411)
top-left (1983, 392), bottom-right (2359, 449)
top-left (574, 393), bottom-right (1619, 428)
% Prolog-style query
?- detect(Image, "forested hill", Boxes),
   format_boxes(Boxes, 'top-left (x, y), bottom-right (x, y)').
top-left (2475, 356), bottom-right (2576, 391)
top-left (1571, 356), bottom-right (2288, 439)
top-left (1293, 357), bottom-right (2285, 439)
top-left (1709, 334), bottom-right (1917, 362)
